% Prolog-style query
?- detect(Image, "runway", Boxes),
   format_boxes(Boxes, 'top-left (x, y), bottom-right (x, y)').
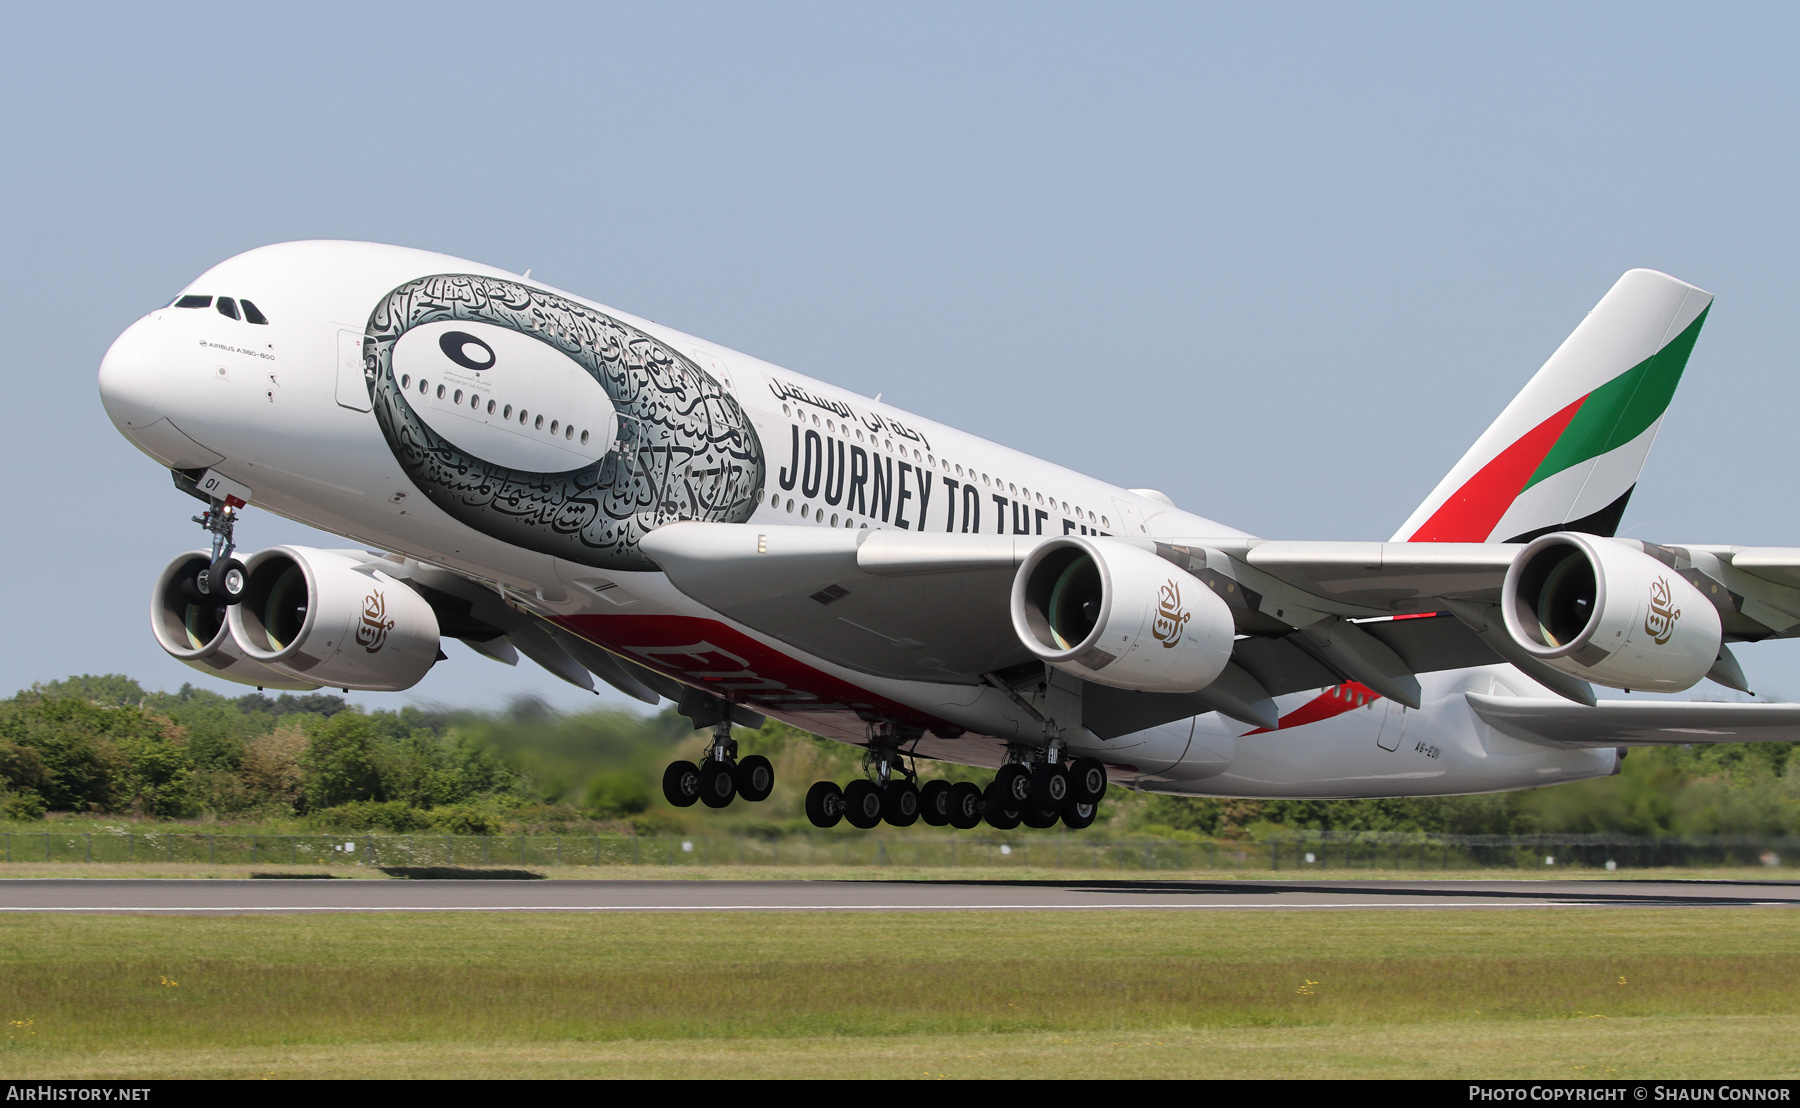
top-left (0, 876), bottom-right (1796, 913)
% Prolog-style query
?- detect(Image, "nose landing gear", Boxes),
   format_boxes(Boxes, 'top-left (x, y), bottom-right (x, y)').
top-left (174, 473), bottom-right (249, 606)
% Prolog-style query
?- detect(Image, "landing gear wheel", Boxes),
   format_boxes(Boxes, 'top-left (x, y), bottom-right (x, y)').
top-left (1029, 763), bottom-right (1070, 809)
top-left (1021, 805), bottom-right (1061, 829)
top-left (805, 781), bottom-right (845, 828)
top-left (1061, 798), bottom-right (1098, 830)
top-left (208, 556), bottom-right (249, 605)
top-left (882, 780), bottom-right (920, 827)
top-left (993, 763), bottom-right (1031, 808)
top-left (178, 564), bottom-right (219, 606)
top-left (844, 780), bottom-right (883, 829)
top-left (919, 780), bottom-right (952, 826)
top-left (662, 761), bottom-right (701, 808)
top-left (735, 755), bottom-right (774, 802)
top-left (1069, 758), bottom-right (1108, 804)
top-left (982, 782), bottom-right (1022, 830)
top-left (698, 759), bottom-right (737, 808)
top-left (948, 782), bottom-right (984, 830)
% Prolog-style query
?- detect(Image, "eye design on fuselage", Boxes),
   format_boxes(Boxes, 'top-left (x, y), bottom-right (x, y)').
top-left (366, 274), bottom-right (766, 571)
top-left (438, 331), bottom-right (496, 372)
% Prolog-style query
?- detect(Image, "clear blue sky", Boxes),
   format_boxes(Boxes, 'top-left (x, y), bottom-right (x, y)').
top-left (4, 2), bottom-right (1799, 711)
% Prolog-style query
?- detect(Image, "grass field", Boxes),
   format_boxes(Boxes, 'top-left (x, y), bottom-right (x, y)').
top-left (1, 908), bottom-right (1797, 1078)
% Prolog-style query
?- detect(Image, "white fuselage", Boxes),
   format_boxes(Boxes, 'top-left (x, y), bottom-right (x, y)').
top-left (98, 241), bottom-right (1617, 798)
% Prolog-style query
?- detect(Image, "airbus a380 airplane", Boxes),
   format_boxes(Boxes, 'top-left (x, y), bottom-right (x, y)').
top-left (96, 242), bottom-right (1800, 831)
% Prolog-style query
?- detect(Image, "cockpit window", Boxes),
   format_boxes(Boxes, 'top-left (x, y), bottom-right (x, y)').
top-left (240, 299), bottom-right (268, 325)
top-left (175, 295), bottom-right (212, 309)
top-left (216, 297), bottom-right (241, 321)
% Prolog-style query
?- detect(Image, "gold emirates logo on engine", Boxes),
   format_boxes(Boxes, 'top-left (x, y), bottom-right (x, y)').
top-left (1152, 580), bottom-right (1191, 649)
top-left (1645, 576), bottom-right (1681, 646)
top-left (356, 589), bottom-right (397, 654)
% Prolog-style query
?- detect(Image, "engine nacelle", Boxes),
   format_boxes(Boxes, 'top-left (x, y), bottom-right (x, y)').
top-left (149, 551), bottom-right (321, 691)
top-left (1011, 536), bottom-right (1235, 693)
top-left (1502, 532), bottom-right (1721, 692)
top-left (227, 546), bottom-right (442, 691)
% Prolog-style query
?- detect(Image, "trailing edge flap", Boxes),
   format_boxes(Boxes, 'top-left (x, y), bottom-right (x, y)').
top-left (1234, 614), bottom-right (1502, 700)
top-left (1202, 538), bottom-right (1519, 617)
top-left (1466, 692), bottom-right (1800, 747)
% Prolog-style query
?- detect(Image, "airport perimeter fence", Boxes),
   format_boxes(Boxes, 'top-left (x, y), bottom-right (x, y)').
top-left (1, 829), bottom-right (1796, 871)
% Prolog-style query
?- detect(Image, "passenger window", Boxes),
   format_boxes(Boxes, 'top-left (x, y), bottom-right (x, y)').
top-left (240, 299), bottom-right (269, 325)
top-left (216, 297), bottom-right (241, 320)
top-left (176, 295), bottom-right (212, 309)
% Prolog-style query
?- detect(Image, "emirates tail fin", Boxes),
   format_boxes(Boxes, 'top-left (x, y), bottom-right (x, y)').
top-left (1393, 269), bottom-right (1711, 544)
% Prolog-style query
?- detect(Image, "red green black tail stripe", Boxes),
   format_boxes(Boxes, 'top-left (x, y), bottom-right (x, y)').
top-left (1407, 305), bottom-right (1708, 543)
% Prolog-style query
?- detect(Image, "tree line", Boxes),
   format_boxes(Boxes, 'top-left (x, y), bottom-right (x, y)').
top-left (1, 674), bottom-right (1798, 837)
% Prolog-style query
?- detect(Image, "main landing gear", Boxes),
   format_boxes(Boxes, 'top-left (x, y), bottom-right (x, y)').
top-left (804, 744), bottom-right (926, 829)
top-left (803, 744), bottom-right (1107, 832)
top-left (660, 692), bottom-right (773, 811)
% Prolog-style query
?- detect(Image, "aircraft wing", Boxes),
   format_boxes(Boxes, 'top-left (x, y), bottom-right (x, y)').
top-left (1467, 691), bottom-right (1800, 747)
top-left (1220, 539), bottom-right (1800, 629)
top-left (639, 523), bottom-right (1514, 732)
top-left (639, 524), bottom-right (1800, 728)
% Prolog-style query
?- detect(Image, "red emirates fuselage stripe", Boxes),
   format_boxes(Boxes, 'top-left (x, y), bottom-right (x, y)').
top-left (1244, 681), bottom-right (1380, 735)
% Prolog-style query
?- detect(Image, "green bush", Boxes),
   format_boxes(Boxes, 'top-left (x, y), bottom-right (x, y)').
top-left (300, 712), bottom-right (382, 811)
top-left (307, 800), bottom-right (430, 833)
top-left (422, 804), bottom-right (508, 835)
top-left (0, 738), bottom-right (51, 798)
top-left (583, 770), bottom-right (651, 816)
top-left (0, 789), bottom-right (45, 820)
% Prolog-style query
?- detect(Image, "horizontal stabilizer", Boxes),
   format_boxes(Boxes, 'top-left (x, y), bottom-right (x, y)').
top-left (1467, 692), bottom-right (1800, 747)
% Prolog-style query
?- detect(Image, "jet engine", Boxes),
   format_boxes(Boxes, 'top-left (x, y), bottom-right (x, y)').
top-left (227, 546), bottom-right (442, 691)
top-left (150, 551), bottom-right (321, 691)
top-left (1011, 536), bottom-right (1235, 693)
top-left (1502, 532), bottom-right (1721, 692)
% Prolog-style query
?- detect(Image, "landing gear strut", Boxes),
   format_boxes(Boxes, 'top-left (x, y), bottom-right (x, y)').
top-left (179, 490), bottom-right (248, 606)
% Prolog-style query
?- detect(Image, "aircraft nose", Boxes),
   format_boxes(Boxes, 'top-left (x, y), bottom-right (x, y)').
top-left (98, 316), bottom-right (167, 430)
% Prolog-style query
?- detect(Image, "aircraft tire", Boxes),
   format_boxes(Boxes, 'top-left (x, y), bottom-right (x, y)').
top-left (698, 759), bottom-right (737, 809)
top-left (993, 764), bottom-right (1031, 807)
top-left (948, 782), bottom-right (984, 830)
top-left (1021, 805), bottom-right (1060, 829)
top-left (882, 780), bottom-right (920, 827)
top-left (1029, 763), bottom-right (1069, 809)
top-left (1069, 758), bottom-right (1108, 804)
top-left (844, 780), bottom-right (883, 829)
top-left (662, 761), bottom-right (701, 808)
top-left (209, 556), bottom-right (249, 606)
top-left (736, 755), bottom-right (774, 802)
top-left (919, 780), bottom-right (952, 826)
top-left (982, 782), bottom-right (1022, 830)
top-left (804, 781), bottom-right (844, 828)
top-left (1061, 798), bottom-right (1098, 830)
